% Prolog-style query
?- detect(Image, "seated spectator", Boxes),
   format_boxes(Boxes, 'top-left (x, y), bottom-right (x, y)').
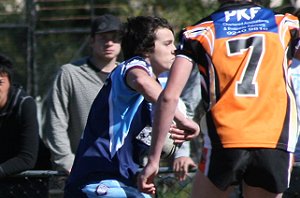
top-left (0, 53), bottom-right (40, 196)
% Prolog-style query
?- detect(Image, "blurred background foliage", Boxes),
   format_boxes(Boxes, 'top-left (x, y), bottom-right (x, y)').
top-left (0, 0), bottom-right (297, 98)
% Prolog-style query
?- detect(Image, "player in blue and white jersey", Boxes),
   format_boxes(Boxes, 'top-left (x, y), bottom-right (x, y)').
top-left (64, 16), bottom-right (199, 198)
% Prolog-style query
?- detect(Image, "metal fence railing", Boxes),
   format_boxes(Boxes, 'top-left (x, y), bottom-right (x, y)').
top-left (1, 167), bottom-right (196, 198)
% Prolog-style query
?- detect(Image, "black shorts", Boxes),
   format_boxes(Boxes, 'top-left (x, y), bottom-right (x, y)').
top-left (199, 148), bottom-right (293, 193)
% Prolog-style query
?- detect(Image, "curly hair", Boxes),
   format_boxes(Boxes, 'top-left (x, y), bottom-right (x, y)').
top-left (121, 16), bottom-right (174, 60)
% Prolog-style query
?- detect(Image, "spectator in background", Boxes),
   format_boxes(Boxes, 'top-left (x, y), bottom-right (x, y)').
top-left (42, 14), bottom-right (122, 174)
top-left (41, 14), bottom-right (122, 197)
top-left (138, 0), bottom-right (300, 197)
top-left (65, 16), bottom-right (199, 197)
top-left (0, 53), bottom-right (39, 196)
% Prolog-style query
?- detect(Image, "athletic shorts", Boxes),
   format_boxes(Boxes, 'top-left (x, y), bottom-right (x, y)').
top-left (199, 148), bottom-right (293, 193)
top-left (81, 179), bottom-right (151, 198)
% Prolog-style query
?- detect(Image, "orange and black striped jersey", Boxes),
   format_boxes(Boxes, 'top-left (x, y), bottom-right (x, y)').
top-left (178, 2), bottom-right (299, 152)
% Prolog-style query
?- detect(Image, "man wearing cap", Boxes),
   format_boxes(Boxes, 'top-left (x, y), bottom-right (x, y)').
top-left (42, 14), bottom-right (122, 178)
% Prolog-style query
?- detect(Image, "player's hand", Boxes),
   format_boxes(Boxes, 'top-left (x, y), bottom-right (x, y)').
top-left (173, 156), bottom-right (197, 181)
top-left (170, 120), bottom-right (200, 143)
top-left (137, 161), bottom-right (159, 194)
top-left (169, 124), bottom-right (186, 144)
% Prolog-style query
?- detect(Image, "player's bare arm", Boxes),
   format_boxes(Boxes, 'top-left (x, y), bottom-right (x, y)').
top-left (126, 67), bottom-right (163, 103)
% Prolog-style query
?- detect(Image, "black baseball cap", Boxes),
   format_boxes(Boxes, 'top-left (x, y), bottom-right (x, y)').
top-left (91, 14), bottom-right (121, 36)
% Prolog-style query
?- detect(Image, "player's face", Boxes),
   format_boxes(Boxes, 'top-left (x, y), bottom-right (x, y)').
top-left (91, 31), bottom-right (121, 60)
top-left (0, 74), bottom-right (10, 109)
top-left (148, 28), bottom-right (176, 76)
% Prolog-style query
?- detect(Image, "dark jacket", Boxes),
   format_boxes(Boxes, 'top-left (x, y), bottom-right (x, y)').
top-left (0, 85), bottom-right (39, 177)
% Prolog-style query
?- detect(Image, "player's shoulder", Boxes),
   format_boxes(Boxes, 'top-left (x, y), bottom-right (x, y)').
top-left (123, 56), bottom-right (152, 75)
top-left (125, 56), bottom-right (148, 67)
top-left (277, 12), bottom-right (299, 26)
top-left (181, 11), bottom-right (219, 41)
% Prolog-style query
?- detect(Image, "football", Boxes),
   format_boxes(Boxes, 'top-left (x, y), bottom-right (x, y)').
top-left (161, 133), bottom-right (178, 158)
top-left (161, 98), bottom-right (187, 159)
top-left (136, 98), bottom-right (187, 159)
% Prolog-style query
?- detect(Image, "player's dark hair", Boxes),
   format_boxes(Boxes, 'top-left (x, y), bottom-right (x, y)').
top-left (121, 16), bottom-right (174, 60)
top-left (0, 53), bottom-right (13, 84)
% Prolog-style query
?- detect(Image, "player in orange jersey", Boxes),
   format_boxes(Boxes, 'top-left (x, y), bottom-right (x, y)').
top-left (138, 0), bottom-right (300, 197)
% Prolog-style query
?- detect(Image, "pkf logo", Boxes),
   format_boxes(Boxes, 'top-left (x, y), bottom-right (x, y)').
top-left (224, 7), bottom-right (261, 22)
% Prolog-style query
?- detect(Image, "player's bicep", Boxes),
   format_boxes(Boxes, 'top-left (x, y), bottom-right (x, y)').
top-left (126, 67), bottom-right (162, 103)
top-left (126, 67), bottom-right (154, 91)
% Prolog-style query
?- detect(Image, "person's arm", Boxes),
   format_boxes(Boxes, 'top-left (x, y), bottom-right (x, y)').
top-left (149, 57), bottom-right (198, 163)
top-left (127, 65), bottom-right (198, 142)
top-left (172, 64), bottom-right (201, 181)
top-left (126, 67), bottom-right (164, 103)
top-left (127, 64), bottom-right (197, 150)
top-left (0, 98), bottom-right (39, 177)
top-left (41, 68), bottom-right (74, 172)
top-left (138, 57), bottom-right (200, 194)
